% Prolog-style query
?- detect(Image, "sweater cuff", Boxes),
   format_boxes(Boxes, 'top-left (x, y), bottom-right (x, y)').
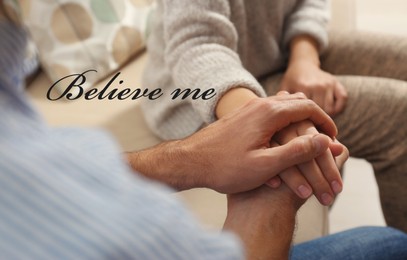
top-left (283, 18), bottom-right (329, 54)
top-left (172, 44), bottom-right (267, 124)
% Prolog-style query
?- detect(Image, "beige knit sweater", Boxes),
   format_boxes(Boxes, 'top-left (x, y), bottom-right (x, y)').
top-left (142, 0), bottom-right (329, 140)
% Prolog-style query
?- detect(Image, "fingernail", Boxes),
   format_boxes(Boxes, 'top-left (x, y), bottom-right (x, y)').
top-left (331, 181), bottom-right (342, 194)
top-left (267, 179), bottom-right (279, 188)
top-left (298, 185), bottom-right (312, 198)
top-left (321, 193), bottom-right (333, 205)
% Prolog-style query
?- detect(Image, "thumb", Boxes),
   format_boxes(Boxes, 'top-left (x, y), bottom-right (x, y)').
top-left (329, 139), bottom-right (344, 157)
top-left (259, 134), bottom-right (330, 175)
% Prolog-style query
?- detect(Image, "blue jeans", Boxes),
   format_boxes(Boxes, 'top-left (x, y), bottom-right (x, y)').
top-left (291, 226), bottom-right (407, 260)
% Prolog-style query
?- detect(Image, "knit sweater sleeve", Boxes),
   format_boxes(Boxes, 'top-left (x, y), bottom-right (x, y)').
top-left (283, 0), bottom-right (330, 53)
top-left (161, 0), bottom-right (266, 124)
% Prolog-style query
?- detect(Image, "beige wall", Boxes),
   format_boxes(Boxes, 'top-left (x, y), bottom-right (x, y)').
top-left (330, 0), bottom-right (356, 30)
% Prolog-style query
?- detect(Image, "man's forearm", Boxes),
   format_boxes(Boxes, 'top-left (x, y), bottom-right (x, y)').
top-left (224, 186), bottom-right (300, 260)
top-left (224, 209), bottom-right (296, 260)
top-left (126, 140), bottom-right (204, 191)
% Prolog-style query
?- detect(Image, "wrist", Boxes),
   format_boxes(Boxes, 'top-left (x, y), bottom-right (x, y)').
top-left (224, 187), bottom-right (298, 259)
top-left (289, 58), bottom-right (320, 69)
top-left (126, 140), bottom-right (202, 191)
top-left (289, 35), bottom-right (321, 68)
top-left (215, 87), bottom-right (258, 119)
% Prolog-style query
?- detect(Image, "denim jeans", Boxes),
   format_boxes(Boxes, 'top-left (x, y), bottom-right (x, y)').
top-left (291, 226), bottom-right (407, 260)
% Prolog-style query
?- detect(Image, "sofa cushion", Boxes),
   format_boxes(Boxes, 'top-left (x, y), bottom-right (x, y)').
top-left (4, 0), bottom-right (155, 92)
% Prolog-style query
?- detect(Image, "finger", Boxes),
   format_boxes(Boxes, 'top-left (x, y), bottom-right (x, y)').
top-left (295, 123), bottom-right (341, 200)
top-left (265, 141), bottom-right (284, 189)
top-left (266, 176), bottom-right (282, 188)
top-left (297, 159), bottom-right (335, 205)
top-left (333, 81), bottom-right (348, 115)
top-left (264, 98), bottom-right (338, 138)
top-left (279, 167), bottom-right (313, 199)
top-left (324, 86), bottom-right (335, 116)
top-left (268, 140), bottom-right (313, 199)
top-left (295, 120), bottom-right (317, 135)
top-left (334, 141), bottom-right (349, 169)
top-left (329, 139), bottom-right (344, 157)
top-left (253, 134), bottom-right (331, 177)
top-left (315, 151), bottom-right (343, 195)
top-left (273, 123), bottom-right (298, 147)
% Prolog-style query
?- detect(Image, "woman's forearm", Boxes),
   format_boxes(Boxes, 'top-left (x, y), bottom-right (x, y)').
top-left (215, 87), bottom-right (259, 118)
top-left (288, 35), bottom-right (321, 67)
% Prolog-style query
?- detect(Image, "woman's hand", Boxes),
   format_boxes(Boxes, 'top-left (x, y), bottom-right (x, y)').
top-left (264, 91), bottom-right (347, 206)
top-left (280, 60), bottom-right (348, 116)
top-left (282, 35), bottom-right (348, 116)
top-left (267, 120), bottom-right (348, 206)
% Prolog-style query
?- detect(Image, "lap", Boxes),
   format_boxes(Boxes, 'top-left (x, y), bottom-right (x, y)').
top-left (322, 31), bottom-right (407, 81)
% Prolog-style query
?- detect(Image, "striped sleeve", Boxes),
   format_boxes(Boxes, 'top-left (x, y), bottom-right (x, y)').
top-left (0, 116), bottom-right (244, 259)
top-left (0, 19), bottom-right (244, 260)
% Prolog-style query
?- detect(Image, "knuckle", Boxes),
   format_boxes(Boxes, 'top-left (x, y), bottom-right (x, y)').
top-left (297, 79), bottom-right (310, 86)
top-left (304, 98), bottom-right (318, 108)
top-left (259, 99), bottom-right (276, 113)
top-left (329, 78), bottom-right (337, 86)
top-left (294, 92), bottom-right (307, 99)
top-left (249, 98), bottom-right (275, 113)
top-left (292, 137), bottom-right (315, 157)
top-left (277, 90), bottom-right (290, 96)
top-left (266, 100), bottom-right (281, 114)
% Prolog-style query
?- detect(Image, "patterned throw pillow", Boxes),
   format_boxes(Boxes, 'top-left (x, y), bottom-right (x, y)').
top-left (3, 0), bottom-right (155, 90)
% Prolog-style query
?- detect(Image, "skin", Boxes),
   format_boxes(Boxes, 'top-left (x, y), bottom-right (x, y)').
top-left (126, 35), bottom-right (350, 259)
top-left (127, 93), bottom-right (348, 259)
top-left (216, 91), bottom-right (345, 205)
top-left (127, 93), bottom-right (341, 194)
top-left (281, 35), bottom-right (348, 117)
top-left (267, 119), bottom-right (348, 204)
top-left (224, 184), bottom-right (303, 260)
top-left (215, 35), bottom-right (349, 206)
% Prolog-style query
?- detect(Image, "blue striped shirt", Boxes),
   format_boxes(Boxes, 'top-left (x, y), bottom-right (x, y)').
top-left (0, 21), bottom-right (243, 260)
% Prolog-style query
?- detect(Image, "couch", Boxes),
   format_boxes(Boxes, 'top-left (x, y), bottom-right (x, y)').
top-left (27, 0), bottom-right (356, 244)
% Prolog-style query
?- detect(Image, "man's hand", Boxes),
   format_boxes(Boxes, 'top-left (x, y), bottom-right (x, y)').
top-left (128, 93), bottom-right (338, 194)
top-left (224, 184), bottom-right (304, 260)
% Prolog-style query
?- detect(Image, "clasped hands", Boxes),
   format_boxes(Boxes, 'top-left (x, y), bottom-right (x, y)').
top-left (266, 93), bottom-right (346, 206)
top-left (128, 89), bottom-right (348, 207)
top-left (212, 90), bottom-right (348, 206)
